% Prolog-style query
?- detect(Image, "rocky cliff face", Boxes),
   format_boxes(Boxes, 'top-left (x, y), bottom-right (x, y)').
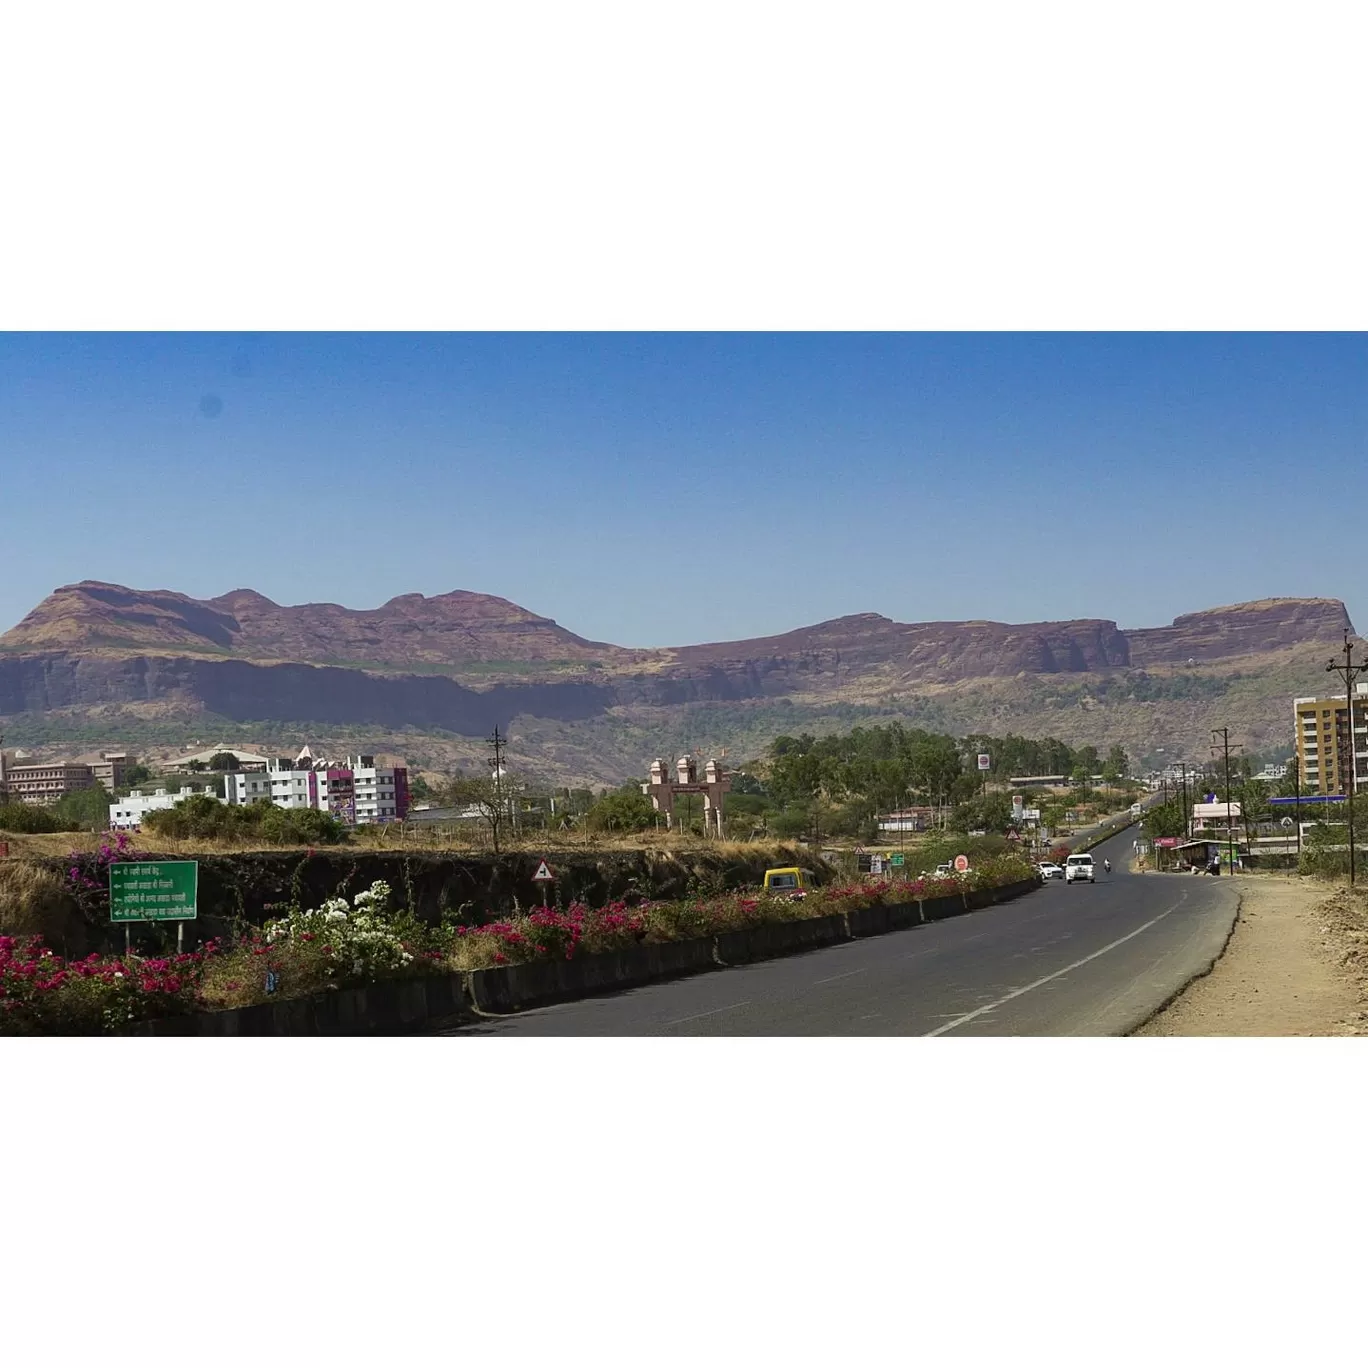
top-left (0, 584), bottom-right (1354, 764)
top-left (668, 613), bottom-right (1133, 683)
top-left (1126, 598), bottom-right (1351, 665)
top-left (1, 581), bottom-right (640, 669)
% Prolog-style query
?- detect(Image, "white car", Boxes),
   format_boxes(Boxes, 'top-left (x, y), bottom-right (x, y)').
top-left (1065, 854), bottom-right (1095, 884)
top-left (1037, 862), bottom-right (1064, 880)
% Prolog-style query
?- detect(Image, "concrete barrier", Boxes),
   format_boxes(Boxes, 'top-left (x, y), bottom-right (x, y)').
top-left (713, 913), bottom-right (850, 966)
top-left (135, 970), bottom-right (478, 1036)
top-left (131, 876), bottom-right (1043, 1035)
top-left (467, 937), bottom-right (717, 1014)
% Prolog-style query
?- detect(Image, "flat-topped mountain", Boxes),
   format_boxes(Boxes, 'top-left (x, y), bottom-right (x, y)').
top-left (0, 583), bottom-right (1353, 783)
top-left (1, 580), bottom-right (643, 670)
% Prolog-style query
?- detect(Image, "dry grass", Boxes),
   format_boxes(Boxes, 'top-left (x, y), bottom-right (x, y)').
top-left (3, 821), bottom-right (822, 862)
top-left (0, 860), bottom-right (84, 943)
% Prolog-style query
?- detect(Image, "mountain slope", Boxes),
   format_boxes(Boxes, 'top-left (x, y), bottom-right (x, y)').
top-left (2, 580), bottom-right (642, 670)
top-left (0, 583), bottom-right (1353, 783)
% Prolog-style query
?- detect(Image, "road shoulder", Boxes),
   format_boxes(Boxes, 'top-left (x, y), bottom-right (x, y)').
top-left (1133, 875), bottom-right (1368, 1036)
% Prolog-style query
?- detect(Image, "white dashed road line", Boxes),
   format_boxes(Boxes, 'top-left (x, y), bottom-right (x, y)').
top-left (663, 1000), bottom-right (753, 1027)
top-left (924, 892), bottom-right (1190, 1037)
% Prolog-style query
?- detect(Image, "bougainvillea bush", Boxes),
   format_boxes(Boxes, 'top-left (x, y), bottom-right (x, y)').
top-left (0, 859), bottom-right (1037, 1032)
top-left (0, 933), bottom-right (222, 1034)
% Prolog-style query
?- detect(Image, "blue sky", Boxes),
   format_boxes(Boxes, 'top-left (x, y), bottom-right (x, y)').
top-left (1, 332), bottom-right (1364, 647)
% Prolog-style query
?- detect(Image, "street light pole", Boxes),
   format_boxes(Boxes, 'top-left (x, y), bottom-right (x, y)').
top-left (1326, 630), bottom-right (1365, 886)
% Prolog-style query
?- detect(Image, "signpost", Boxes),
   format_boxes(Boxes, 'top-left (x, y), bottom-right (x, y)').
top-left (954, 854), bottom-right (970, 873)
top-left (889, 853), bottom-right (904, 868)
top-left (109, 860), bottom-right (198, 953)
top-left (977, 754), bottom-right (991, 771)
top-left (532, 858), bottom-right (556, 907)
top-left (870, 854), bottom-right (884, 876)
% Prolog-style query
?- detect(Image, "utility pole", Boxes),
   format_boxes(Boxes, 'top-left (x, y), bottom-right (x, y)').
top-left (1327, 630), bottom-right (1365, 885)
top-left (487, 725), bottom-right (507, 854)
top-left (1211, 729), bottom-right (1241, 875)
top-left (1294, 756), bottom-right (1302, 859)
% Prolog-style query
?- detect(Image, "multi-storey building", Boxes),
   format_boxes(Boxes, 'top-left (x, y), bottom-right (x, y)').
top-left (221, 755), bottom-right (409, 825)
top-left (72, 750), bottom-right (136, 793)
top-left (0, 751), bottom-right (96, 806)
top-left (1293, 683), bottom-right (1368, 795)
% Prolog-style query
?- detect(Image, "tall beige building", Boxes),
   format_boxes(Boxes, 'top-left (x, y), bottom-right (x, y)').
top-left (1294, 683), bottom-right (1368, 795)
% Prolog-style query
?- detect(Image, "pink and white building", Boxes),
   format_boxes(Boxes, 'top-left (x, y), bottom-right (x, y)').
top-left (222, 754), bottom-right (409, 825)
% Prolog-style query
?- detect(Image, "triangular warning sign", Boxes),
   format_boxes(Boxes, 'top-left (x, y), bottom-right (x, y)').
top-left (532, 860), bottom-right (555, 881)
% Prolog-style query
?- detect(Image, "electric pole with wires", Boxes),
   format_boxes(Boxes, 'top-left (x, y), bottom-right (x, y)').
top-left (1326, 630), bottom-right (1366, 885)
top-left (1210, 728), bottom-right (1242, 874)
top-left (487, 725), bottom-right (508, 854)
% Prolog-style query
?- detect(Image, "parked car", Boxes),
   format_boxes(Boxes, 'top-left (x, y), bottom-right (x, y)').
top-left (1037, 862), bottom-right (1064, 880)
top-left (1065, 853), bottom-right (1095, 884)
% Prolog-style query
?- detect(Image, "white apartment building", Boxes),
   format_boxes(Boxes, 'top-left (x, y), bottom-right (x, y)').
top-left (109, 787), bottom-right (221, 830)
top-left (222, 768), bottom-right (318, 810)
top-left (221, 755), bottom-right (408, 826)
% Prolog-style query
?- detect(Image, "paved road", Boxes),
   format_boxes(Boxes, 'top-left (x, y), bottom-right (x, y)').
top-left (445, 830), bottom-right (1240, 1036)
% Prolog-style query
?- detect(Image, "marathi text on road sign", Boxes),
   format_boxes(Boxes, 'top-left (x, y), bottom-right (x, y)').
top-left (109, 861), bottom-right (199, 923)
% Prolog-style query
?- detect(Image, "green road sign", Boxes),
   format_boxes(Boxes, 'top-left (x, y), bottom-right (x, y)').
top-left (110, 861), bottom-right (199, 922)
top-left (889, 853), bottom-right (905, 867)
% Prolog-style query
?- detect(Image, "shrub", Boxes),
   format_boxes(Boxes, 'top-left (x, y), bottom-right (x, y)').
top-left (0, 803), bottom-right (74, 834)
top-left (144, 796), bottom-right (347, 846)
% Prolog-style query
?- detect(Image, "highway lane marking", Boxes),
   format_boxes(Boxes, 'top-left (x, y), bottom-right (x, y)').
top-left (662, 1000), bottom-right (753, 1026)
top-left (813, 968), bottom-right (867, 985)
top-left (923, 891), bottom-right (1192, 1037)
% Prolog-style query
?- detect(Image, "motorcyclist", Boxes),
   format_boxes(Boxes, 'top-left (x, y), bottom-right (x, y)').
top-left (1103, 858), bottom-right (1111, 875)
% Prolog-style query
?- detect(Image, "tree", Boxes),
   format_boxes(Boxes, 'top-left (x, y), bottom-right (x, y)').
top-left (122, 763), bottom-right (152, 789)
top-left (208, 752), bottom-right (239, 771)
top-left (441, 776), bottom-right (513, 852)
top-left (1140, 798), bottom-right (1187, 840)
top-left (52, 784), bottom-right (112, 831)
top-left (584, 787), bottom-right (657, 834)
top-left (1105, 744), bottom-right (1130, 777)
top-left (948, 793), bottom-right (1015, 835)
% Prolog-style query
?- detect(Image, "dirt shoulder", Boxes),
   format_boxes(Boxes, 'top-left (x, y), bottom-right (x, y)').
top-left (1135, 874), bottom-right (1368, 1036)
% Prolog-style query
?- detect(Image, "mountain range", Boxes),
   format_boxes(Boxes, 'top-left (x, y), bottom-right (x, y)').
top-left (0, 582), bottom-right (1351, 784)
